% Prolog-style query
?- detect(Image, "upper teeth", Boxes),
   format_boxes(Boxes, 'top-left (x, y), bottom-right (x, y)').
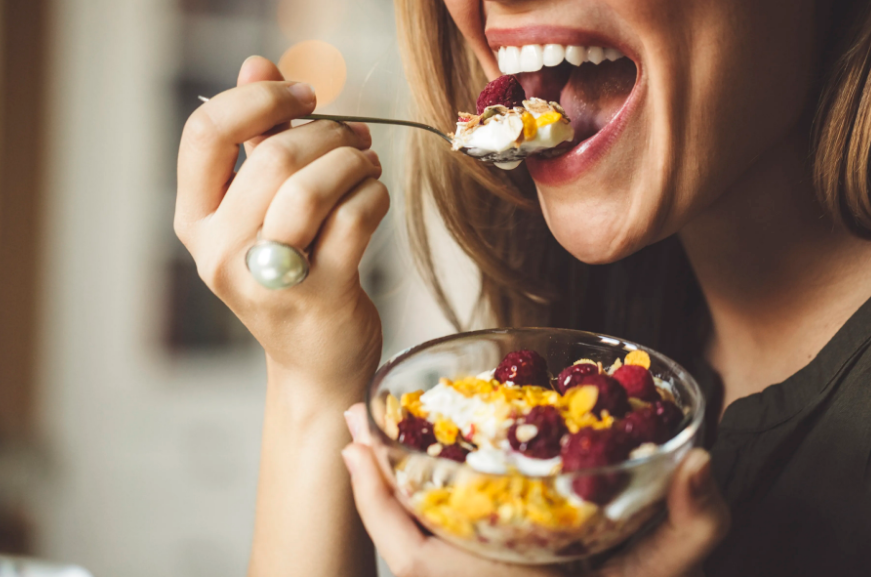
top-left (497, 44), bottom-right (626, 74)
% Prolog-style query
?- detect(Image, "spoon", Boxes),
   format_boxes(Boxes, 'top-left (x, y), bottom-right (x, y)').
top-left (196, 95), bottom-right (523, 167)
top-left (197, 95), bottom-right (452, 143)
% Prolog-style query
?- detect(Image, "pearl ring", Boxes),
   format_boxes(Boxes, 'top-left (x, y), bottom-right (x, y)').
top-left (245, 240), bottom-right (310, 290)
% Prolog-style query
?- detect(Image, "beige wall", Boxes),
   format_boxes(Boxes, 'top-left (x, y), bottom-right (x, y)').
top-left (31, 0), bottom-right (478, 575)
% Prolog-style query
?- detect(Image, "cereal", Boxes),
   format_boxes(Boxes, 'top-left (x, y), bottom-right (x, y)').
top-left (434, 419), bottom-right (460, 445)
top-left (401, 390), bottom-right (427, 418)
top-left (624, 350), bottom-right (651, 369)
top-left (385, 348), bottom-right (687, 562)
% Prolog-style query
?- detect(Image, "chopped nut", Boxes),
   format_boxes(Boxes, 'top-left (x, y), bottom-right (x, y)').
top-left (480, 105), bottom-right (508, 122)
top-left (628, 397), bottom-right (652, 411)
top-left (384, 393), bottom-right (402, 439)
top-left (550, 101), bottom-right (568, 116)
top-left (566, 385), bottom-right (599, 422)
top-left (427, 443), bottom-right (443, 457)
top-left (514, 423), bottom-right (539, 443)
top-left (386, 393), bottom-right (402, 421)
top-left (522, 98), bottom-right (551, 115)
top-left (385, 419), bottom-right (399, 440)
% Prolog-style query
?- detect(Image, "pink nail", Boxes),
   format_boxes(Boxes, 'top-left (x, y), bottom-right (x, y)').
top-left (346, 122), bottom-right (372, 146)
top-left (287, 82), bottom-right (316, 107)
top-left (344, 410), bottom-right (359, 442)
top-left (341, 446), bottom-right (356, 476)
top-left (362, 149), bottom-right (381, 168)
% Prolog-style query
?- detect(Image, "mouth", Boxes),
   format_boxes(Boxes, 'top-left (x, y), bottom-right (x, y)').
top-left (487, 28), bottom-right (642, 184)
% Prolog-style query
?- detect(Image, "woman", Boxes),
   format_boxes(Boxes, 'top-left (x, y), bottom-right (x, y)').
top-left (174, 0), bottom-right (871, 575)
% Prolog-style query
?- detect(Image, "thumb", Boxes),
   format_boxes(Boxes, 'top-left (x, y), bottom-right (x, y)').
top-left (237, 54), bottom-right (285, 86)
top-left (236, 55), bottom-right (295, 155)
top-left (610, 449), bottom-right (731, 577)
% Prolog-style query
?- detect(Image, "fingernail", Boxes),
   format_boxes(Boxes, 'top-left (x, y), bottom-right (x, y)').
top-left (362, 149), bottom-right (381, 168)
top-left (688, 451), bottom-right (713, 500)
top-left (287, 82), bottom-right (316, 107)
top-left (346, 122), bottom-right (372, 146)
top-left (242, 55), bottom-right (260, 67)
top-left (344, 410), bottom-right (360, 442)
top-left (341, 446), bottom-right (357, 476)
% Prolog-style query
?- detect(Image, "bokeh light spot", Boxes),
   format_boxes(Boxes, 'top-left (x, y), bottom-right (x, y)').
top-left (279, 40), bottom-right (347, 108)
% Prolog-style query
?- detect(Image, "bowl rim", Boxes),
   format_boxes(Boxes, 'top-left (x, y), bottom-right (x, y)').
top-left (365, 327), bottom-right (706, 477)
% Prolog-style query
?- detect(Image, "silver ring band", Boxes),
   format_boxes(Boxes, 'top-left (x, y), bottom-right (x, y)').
top-left (245, 240), bottom-right (310, 290)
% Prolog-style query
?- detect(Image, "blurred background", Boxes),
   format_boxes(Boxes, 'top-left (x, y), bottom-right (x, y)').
top-left (0, 0), bottom-right (480, 575)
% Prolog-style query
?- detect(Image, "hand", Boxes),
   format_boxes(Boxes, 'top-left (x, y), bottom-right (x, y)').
top-left (341, 403), bottom-right (730, 577)
top-left (175, 57), bottom-right (389, 403)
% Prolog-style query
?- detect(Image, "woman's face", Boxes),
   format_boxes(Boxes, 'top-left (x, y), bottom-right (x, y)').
top-left (445, 0), bottom-right (821, 263)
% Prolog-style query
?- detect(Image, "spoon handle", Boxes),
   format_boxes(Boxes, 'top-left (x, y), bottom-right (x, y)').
top-left (302, 114), bottom-right (453, 143)
top-left (196, 97), bottom-right (452, 143)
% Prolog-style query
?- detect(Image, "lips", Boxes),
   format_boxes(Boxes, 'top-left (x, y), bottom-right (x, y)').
top-left (486, 28), bottom-right (642, 184)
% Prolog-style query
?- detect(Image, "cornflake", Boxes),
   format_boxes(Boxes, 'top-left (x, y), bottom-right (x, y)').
top-left (624, 350), bottom-right (651, 369)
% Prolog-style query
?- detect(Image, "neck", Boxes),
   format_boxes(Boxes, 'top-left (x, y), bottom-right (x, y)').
top-left (680, 127), bottom-right (871, 413)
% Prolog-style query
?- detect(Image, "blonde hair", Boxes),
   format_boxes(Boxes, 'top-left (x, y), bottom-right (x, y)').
top-left (394, 0), bottom-right (871, 360)
top-left (814, 1), bottom-right (871, 237)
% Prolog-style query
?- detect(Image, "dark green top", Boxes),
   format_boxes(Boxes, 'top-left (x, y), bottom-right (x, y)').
top-left (702, 297), bottom-right (871, 576)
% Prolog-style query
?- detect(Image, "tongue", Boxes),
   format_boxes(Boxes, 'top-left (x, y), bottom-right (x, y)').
top-left (518, 58), bottom-right (637, 144)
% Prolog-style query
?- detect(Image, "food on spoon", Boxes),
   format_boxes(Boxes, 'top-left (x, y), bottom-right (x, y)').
top-left (452, 75), bottom-right (575, 170)
top-left (476, 74), bottom-right (527, 113)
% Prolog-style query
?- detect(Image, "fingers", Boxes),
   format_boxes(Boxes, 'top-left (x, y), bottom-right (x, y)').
top-left (343, 403), bottom-right (372, 446)
top-left (213, 120), bottom-right (373, 243)
top-left (260, 148), bottom-right (382, 251)
top-left (237, 55), bottom-right (284, 85)
top-left (341, 443), bottom-right (429, 576)
top-left (236, 56), bottom-right (289, 156)
top-left (176, 80), bottom-right (316, 227)
top-left (608, 449), bottom-right (730, 577)
top-left (342, 408), bottom-right (564, 577)
top-left (312, 177), bottom-right (390, 282)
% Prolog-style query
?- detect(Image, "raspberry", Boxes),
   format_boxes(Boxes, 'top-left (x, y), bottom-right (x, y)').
top-left (618, 401), bottom-right (684, 447)
top-left (397, 415), bottom-right (436, 451)
top-left (507, 406), bottom-right (567, 459)
top-left (476, 75), bottom-right (526, 114)
top-left (554, 363), bottom-right (598, 395)
top-left (612, 365), bottom-right (659, 401)
top-left (439, 444), bottom-right (470, 462)
top-left (494, 349), bottom-right (550, 387)
top-left (579, 374), bottom-right (632, 418)
top-left (654, 400), bottom-right (684, 437)
top-left (561, 428), bottom-right (631, 470)
top-left (571, 474), bottom-right (627, 505)
top-left (561, 428), bottom-right (631, 503)
top-left (617, 407), bottom-right (660, 446)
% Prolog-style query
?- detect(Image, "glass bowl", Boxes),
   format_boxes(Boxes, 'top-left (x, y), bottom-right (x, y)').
top-left (366, 328), bottom-right (704, 565)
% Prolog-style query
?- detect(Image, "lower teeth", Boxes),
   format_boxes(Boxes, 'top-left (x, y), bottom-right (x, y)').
top-left (495, 160), bottom-right (523, 171)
